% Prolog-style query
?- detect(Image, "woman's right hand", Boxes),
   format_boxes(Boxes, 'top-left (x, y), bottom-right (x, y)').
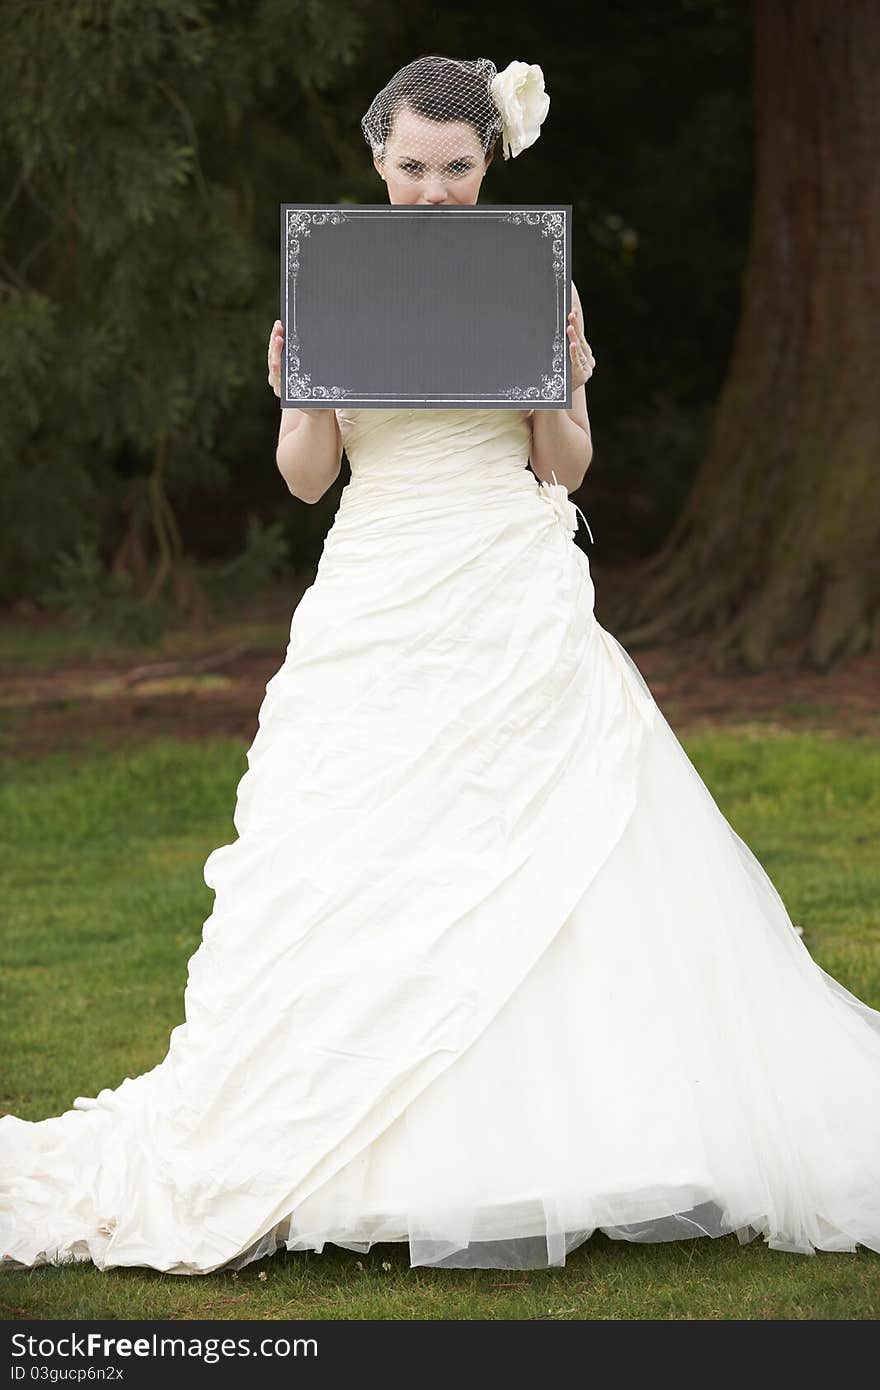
top-left (267, 320), bottom-right (336, 415)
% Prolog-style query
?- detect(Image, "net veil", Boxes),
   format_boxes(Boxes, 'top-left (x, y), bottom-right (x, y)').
top-left (360, 55), bottom-right (550, 199)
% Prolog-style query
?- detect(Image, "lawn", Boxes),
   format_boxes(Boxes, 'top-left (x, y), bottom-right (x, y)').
top-left (1, 730), bottom-right (879, 1319)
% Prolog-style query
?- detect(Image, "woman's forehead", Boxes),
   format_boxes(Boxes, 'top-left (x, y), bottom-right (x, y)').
top-left (386, 108), bottom-right (482, 158)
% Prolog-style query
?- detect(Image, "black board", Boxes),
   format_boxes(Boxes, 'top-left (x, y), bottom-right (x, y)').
top-left (280, 204), bottom-right (572, 409)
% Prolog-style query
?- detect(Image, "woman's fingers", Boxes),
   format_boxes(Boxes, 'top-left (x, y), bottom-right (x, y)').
top-left (567, 312), bottom-right (590, 352)
top-left (566, 314), bottom-right (596, 388)
top-left (567, 312), bottom-right (596, 370)
top-left (268, 320), bottom-right (283, 395)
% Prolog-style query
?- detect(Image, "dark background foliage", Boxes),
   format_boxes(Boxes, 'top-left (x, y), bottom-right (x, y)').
top-left (0, 0), bottom-right (751, 602)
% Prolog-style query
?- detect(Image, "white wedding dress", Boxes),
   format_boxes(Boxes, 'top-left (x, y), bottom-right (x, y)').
top-left (3, 404), bottom-right (880, 1275)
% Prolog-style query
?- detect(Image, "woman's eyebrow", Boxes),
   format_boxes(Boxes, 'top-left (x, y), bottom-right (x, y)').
top-left (397, 154), bottom-right (473, 164)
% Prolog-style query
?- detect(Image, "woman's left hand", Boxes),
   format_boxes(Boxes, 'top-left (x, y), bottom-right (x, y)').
top-left (567, 309), bottom-right (596, 390)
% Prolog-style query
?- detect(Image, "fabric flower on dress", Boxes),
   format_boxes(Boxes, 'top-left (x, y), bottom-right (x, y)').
top-left (489, 61), bottom-right (550, 160)
top-left (537, 471), bottom-right (595, 544)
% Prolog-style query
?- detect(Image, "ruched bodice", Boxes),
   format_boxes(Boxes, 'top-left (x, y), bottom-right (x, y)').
top-left (334, 406), bottom-right (536, 512)
top-left (330, 405), bottom-right (588, 548)
top-left (335, 406), bottom-right (534, 482)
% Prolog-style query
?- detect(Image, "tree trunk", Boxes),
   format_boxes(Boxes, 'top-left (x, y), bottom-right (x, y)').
top-left (619, 0), bottom-right (880, 671)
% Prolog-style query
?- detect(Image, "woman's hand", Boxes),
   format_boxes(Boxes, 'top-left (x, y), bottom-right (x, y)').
top-left (567, 305), bottom-right (596, 391)
top-left (268, 320), bottom-right (336, 414)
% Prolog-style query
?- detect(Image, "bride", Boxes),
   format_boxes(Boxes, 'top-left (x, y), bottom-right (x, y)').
top-left (2, 55), bottom-right (880, 1276)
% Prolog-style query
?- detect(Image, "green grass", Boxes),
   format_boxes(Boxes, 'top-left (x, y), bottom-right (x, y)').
top-left (3, 1235), bottom-right (877, 1321)
top-left (1, 731), bottom-right (879, 1319)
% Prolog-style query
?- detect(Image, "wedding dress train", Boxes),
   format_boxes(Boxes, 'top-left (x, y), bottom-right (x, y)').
top-left (2, 404), bottom-right (879, 1274)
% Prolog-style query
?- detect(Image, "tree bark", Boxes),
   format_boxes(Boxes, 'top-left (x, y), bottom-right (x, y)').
top-left (620, 0), bottom-right (880, 671)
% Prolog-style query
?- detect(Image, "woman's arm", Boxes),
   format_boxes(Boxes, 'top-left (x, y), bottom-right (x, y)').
top-left (275, 408), bottom-right (343, 504)
top-left (529, 281), bottom-right (594, 492)
top-left (268, 320), bottom-right (343, 503)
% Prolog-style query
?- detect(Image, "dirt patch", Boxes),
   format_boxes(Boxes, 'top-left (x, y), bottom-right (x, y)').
top-left (623, 636), bottom-right (880, 739)
top-left (1, 604), bottom-right (878, 762)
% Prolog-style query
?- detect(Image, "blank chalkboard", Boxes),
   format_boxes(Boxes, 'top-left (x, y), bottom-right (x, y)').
top-left (279, 204), bottom-right (572, 410)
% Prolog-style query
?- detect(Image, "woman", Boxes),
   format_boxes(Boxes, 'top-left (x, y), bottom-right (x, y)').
top-left (2, 55), bottom-right (879, 1276)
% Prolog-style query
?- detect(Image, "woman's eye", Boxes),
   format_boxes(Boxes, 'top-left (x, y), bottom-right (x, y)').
top-left (398, 160), bottom-right (473, 177)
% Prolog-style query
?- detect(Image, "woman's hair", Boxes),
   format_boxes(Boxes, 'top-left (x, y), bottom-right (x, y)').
top-left (361, 54), bottom-right (504, 161)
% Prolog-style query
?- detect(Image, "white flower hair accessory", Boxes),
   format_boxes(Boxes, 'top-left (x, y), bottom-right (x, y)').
top-left (489, 61), bottom-right (550, 160)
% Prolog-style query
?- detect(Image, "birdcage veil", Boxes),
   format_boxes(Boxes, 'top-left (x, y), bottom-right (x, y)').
top-left (360, 54), bottom-right (550, 184)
